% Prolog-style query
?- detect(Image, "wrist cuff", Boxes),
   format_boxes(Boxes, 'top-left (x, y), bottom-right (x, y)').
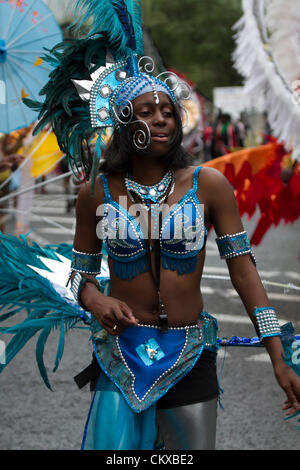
top-left (254, 307), bottom-right (282, 341)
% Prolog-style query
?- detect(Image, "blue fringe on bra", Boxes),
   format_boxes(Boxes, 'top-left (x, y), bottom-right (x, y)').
top-left (161, 253), bottom-right (198, 275)
top-left (112, 253), bottom-right (199, 279)
top-left (112, 255), bottom-right (149, 280)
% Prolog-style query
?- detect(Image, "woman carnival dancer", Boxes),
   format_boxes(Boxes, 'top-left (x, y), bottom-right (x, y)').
top-left (5, 0), bottom-right (300, 450)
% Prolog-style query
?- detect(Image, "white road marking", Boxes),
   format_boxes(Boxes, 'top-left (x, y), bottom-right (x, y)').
top-left (245, 353), bottom-right (271, 363)
top-left (31, 206), bottom-right (67, 214)
top-left (30, 214), bottom-right (75, 225)
top-left (285, 271), bottom-right (300, 281)
top-left (224, 288), bottom-right (300, 303)
top-left (38, 227), bottom-right (75, 235)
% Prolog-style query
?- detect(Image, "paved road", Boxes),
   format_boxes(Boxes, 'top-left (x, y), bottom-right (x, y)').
top-left (0, 180), bottom-right (299, 450)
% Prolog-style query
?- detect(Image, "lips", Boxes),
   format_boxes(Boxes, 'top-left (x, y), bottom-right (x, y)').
top-left (151, 133), bottom-right (169, 143)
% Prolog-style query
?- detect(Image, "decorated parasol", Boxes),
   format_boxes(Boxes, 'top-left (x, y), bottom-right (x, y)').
top-left (0, 0), bottom-right (62, 133)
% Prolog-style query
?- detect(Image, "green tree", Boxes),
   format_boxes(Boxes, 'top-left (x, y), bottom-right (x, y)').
top-left (142, 0), bottom-right (243, 99)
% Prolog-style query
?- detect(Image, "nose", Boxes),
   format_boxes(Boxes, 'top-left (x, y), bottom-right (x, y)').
top-left (153, 109), bottom-right (166, 126)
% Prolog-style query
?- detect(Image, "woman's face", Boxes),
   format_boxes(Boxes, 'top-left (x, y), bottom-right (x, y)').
top-left (131, 91), bottom-right (176, 156)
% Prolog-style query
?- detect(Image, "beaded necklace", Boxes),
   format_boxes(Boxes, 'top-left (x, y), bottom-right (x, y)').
top-left (125, 170), bottom-right (174, 205)
top-left (125, 170), bottom-right (175, 239)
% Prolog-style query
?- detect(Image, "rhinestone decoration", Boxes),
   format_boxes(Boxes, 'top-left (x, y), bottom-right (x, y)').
top-left (116, 70), bottom-right (128, 81)
top-left (254, 307), bottom-right (282, 340)
top-left (97, 107), bottom-right (110, 122)
top-left (149, 188), bottom-right (157, 197)
top-left (125, 170), bottom-right (174, 204)
top-left (136, 338), bottom-right (165, 366)
top-left (89, 59), bottom-right (128, 128)
top-left (99, 84), bottom-right (112, 98)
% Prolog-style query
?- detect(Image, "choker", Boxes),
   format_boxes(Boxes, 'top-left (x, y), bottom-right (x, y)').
top-left (125, 170), bottom-right (175, 206)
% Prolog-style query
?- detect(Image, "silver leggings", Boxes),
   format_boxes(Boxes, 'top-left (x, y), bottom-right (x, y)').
top-left (156, 398), bottom-right (217, 450)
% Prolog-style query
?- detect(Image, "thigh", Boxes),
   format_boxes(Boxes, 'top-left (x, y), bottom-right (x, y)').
top-left (156, 398), bottom-right (217, 450)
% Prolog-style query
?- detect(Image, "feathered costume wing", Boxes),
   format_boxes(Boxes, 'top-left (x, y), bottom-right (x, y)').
top-left (203, 140), bottom-right (300, 245)
top-left (207, 0), bottom-right (300, 245)
top-left (0, 233), bottom-right (109, 390)
top-left (233, 0), bottom-right (300, 161)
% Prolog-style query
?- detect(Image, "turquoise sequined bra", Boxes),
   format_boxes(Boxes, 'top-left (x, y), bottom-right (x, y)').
top-left (98, 167), bottom-right (207, 280)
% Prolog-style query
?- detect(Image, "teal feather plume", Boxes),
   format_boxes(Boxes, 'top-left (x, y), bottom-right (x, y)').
top-left (73, 0), bottom-right (143, 59)
top-left (23, 36), bottom-right (107, 182)
top-left (90, 130), bottom-right (107, 196)
top-left (36, 326), bottom-right (53, 390)
top-left (0, 273), bottom-right (84, 390)
top-left (0, 233), bottom-right (88, 390)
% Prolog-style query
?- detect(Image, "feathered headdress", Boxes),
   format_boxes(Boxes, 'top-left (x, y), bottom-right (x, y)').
top-left (23, 0), bottom-right (179, 194)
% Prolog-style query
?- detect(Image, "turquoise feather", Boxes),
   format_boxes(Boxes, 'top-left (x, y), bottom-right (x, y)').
top-left (0, 233), bottom-right (87, 390)
top-left (0, 274), bottom-right (84, 390)
top-left (36, 326), bottom-right (53, 391)
top-left (73, 0), bottom-right (143, 58)
top-left (23, 36), bottom-right (107, 182)
top-left (53, 318), bottom-right (65, 373)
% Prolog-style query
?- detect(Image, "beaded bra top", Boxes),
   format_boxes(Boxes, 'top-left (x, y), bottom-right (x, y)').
top-left (98, 167), bottom-right (207, 280)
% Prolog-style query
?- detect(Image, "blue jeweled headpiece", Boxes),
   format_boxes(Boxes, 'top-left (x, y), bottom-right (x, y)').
top-left (72, 56), bottom-right (177, 131)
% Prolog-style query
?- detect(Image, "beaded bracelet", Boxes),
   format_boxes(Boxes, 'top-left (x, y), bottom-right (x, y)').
top-left (216, 231), bottom-right (256, 265)
top-left (254, 307), bottom-right (282, 341)
top-left (71, 249), bottom-right (102, 275)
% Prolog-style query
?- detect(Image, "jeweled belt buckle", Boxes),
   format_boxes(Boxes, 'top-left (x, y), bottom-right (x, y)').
top-left (136, 338), bottom-right (165, 366)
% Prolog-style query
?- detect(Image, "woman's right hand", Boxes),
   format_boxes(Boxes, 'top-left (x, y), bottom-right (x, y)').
top-left (80, 282), bottom-right (138, 336)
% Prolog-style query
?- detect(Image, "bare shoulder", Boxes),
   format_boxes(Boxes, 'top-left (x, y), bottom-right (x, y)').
top-left (199, 166), bottom-right (230, 187)
top-left (199, 166), bottom-right (235, 200)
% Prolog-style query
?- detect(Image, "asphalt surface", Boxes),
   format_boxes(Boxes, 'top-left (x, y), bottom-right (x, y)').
top-left (0, 182), bottom-right (299, 451)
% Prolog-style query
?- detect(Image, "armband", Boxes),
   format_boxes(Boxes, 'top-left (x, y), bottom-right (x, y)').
top-left (254, 307), bottom-right (282, 341)
top-left (216, 231), bottom-right (256, 265)
top-left (71, 248), bottom-right (102, 274)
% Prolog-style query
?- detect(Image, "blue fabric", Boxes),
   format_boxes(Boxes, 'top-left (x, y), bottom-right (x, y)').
top-left (81, 373), bottom-right (160, 450)
top-left (118, 326), bottom-right (186, 399)
top-left (99, 167), bottom-right (207, 279)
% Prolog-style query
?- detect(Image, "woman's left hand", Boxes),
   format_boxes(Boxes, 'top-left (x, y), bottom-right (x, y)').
top-left (274, 363), bottom-right (300, 417)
